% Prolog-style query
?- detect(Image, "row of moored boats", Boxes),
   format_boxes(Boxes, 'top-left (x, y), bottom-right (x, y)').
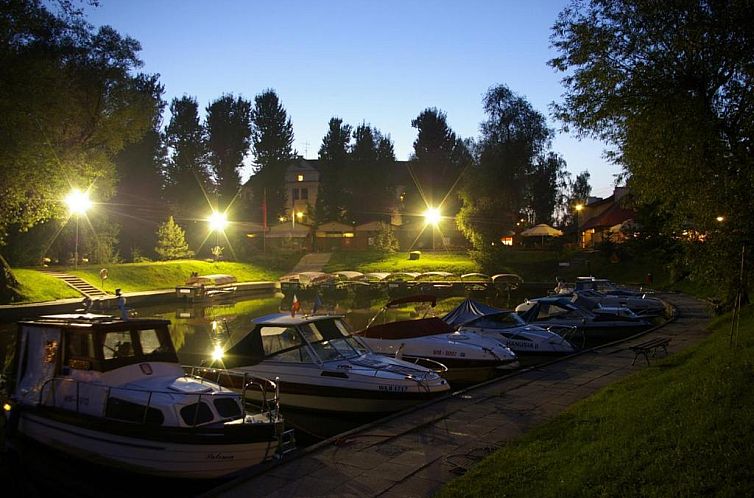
top-left (0, 277), bottom-right (667, 481)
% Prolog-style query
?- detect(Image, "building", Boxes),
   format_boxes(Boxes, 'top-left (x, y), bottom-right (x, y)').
top-left (577, 186), bottom-right (635, 247)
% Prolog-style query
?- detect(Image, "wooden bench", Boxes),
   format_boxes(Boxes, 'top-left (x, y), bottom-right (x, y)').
top-left (629, 337), bottom-right (671, 365)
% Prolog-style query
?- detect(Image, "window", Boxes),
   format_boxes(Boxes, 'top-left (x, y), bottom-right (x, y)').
top-left (260, 326), bottom-right (301, 356)
top-left (292, 188), bottom-right (300, 200)
top-left (103, 331), bottom-right (135, 359)
top-left (180, 402), bottom-right (213, 426)
top-left (138, 329), bottom-right (162, 355)
top-left (300, 188), bottom-right (308, 200)
top-left (213, 397), bottom-right (242, 418)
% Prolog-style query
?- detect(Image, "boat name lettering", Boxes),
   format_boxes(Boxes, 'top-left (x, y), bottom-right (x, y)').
top-left (207, 453), bottom-right (234, 461)
top-left (378, 385), bottom-right (408, 392)
top-left (508, 341), bottom-right (539, 349)
top-left (432, 350), bottom-right (460, 357)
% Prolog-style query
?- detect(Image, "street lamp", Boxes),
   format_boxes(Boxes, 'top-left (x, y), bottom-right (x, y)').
top-left (575, 203), bottom-right (584, 248)
top-left (208, 211), bottom-right (228, 261)
top-left (65, 188), bottom-right (92, 269)
top-left (423, 207), bottom-right (441, 251)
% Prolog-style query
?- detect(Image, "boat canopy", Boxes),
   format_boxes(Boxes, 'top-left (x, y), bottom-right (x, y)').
top-left (185, 274), bottom-right (237, 286)
top-left (442, 298), bottom-right (504, 327)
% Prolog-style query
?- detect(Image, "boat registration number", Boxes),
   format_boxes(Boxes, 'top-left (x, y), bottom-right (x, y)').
top-left (433, 350), bottom-right (465, 357)
top-left (378, 385), bottom-right (408, 392)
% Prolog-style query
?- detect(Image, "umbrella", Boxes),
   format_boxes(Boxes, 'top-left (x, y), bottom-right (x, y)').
top-left (520, 224), bottom-right (564, 246)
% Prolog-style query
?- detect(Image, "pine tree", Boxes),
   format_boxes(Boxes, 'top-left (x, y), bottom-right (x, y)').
top-left (155, 216), bottom-right (194, 260)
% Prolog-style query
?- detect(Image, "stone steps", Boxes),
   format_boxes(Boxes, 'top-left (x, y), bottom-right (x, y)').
top-left (39, 269), bottom-right (109, 298)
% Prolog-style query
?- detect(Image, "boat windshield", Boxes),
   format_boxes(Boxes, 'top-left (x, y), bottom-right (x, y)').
top-left (301, 319), bottom-right (367, 361)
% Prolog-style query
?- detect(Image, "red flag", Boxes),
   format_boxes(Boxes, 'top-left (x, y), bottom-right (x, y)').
top-left (291, 294), bottom-right (300, 317)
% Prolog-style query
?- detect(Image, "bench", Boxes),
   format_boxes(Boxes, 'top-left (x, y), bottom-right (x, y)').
top-left (629, 337), bottom-right (671, 365)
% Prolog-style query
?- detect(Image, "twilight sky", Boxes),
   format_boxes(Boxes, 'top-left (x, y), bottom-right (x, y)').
top-left (84, 0), bottom-right (622, 198)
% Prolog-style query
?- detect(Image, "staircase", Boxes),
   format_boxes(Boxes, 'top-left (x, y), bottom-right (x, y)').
top-left (40, 270), bottom-right (109, 298)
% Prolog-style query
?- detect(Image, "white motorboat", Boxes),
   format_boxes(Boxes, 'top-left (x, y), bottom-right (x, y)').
top-left (210, 312), bottom-right (450, 415)
top-left (355, 295), bottom-right (519, 384)
top-left (442, 299), bottom-right (577, 355)
top-left (569, 289), bottom-right (667, 318)
top-left (1, 313), bottom-right (292, 480)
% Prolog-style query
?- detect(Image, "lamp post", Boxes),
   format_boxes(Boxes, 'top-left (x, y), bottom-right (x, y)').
top-left (575, 203), bottom-right (584, 249)
top-left (208, 211), bottom-right (228, 261)
top-left (65, 188), bottom-right (92, 270)
top-left (423, 207), bottom-right (441, 251)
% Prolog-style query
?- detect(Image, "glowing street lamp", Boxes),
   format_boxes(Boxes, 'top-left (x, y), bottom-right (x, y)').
top-left (423, 207), bottom-right (441, 250)
top-left (716, 215), bottom-right (725, 223)
top-left (65, 188), bottom-right (92, 269)
top-left (208, 211), bottom-right (228, 261)
top-left (575, 203), bottom-right (584, 248)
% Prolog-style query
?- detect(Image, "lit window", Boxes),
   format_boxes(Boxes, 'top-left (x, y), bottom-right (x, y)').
top-left (297, 174), bottom-right (304, 182)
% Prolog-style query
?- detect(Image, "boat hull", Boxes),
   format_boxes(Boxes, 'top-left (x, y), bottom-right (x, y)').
top-left (14, 408), bottom-right (282, 479)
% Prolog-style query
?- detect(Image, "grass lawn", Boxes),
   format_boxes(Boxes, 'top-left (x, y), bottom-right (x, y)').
top-left (12, 269), bottom-right (81, 303)
top-left (11, 259), bottom-right (288, 302)
top-left (437, 305), bottom-right (754, 498)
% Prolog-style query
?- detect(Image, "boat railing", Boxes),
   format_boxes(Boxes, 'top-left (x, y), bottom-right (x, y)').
top-left (183, 366), bottom-right (281, 421)
top-left (36, 373), bottom-right (278, 427)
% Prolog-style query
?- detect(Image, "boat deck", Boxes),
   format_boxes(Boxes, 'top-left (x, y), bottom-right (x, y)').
top-left (201, 293), bottom-right (710, 497)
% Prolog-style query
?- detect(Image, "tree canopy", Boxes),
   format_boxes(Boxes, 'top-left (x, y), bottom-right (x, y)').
top-left (550, 0), bottom-right (753, 299)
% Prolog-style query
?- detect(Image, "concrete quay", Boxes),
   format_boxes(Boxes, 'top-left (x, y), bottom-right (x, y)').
top-left (204, 293), bottom-right (711, 498)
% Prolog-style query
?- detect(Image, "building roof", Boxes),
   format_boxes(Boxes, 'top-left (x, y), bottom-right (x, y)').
top-left (316, 221), bottom-right (354, 232)
top-left (581, 202), bottom-right (635, 230)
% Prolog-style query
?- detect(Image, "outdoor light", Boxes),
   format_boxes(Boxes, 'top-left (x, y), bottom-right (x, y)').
top-left (211, 345), bottom-right (224, 363)
top-left (65, 188), bottom-right (91, 270)
top-left (65, 188), bottom-right (92, 215)
top-left (575, 204), bottom-right (584, 249)
top-left (296, 211), bottom-right (304, 220)
top-left (716, 216), bottom-right (725, 223)
top-left (423, 207), bottom-right (441, 226)
top-left (208, 211), bottom-right (228, 232)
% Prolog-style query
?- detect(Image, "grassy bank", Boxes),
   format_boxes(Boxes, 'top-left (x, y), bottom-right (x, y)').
top-left (12, 259), bottom-right (288, 303)
top-left (438, 305), bottom-right (754, 497)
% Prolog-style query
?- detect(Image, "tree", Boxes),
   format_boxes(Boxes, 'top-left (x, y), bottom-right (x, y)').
top-left (0, 0), bottom-right (161, 301)
top-left (345, 123), bottom-right (395, 224)
top-left (528, 153), bottom-right (567, 225)
top-left (408, 108), bottom-right (465, 215)
top-left (457, 84), bottom-right (552, 250)
top-left (315, 117), bottom-right (351, 223)
top-left (250, 89), bottom-right (294, 221)
top-left (111, 78), bottom-right (166, 261)
top-left (373, 222), bottom-right (400, 253)
top-left (550, 0), bottom-right (754, 300)
top-left (162, 96), bottom-right (210, 221)
top-left (206, 94), bottom-right (252, 212)
top-left (154, 216), bottom-right (193, 260)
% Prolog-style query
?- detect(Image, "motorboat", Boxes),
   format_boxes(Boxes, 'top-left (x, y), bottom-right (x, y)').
top-left (515, 296), bottom-right (652, 343)
top-left (209, 312), bottom-right (450, 415)
top-left (568, 289), bottom-right (667, 318)
top-left (555, 276), bottom-right (649, 297)
top-left (442, 299), bottom-right (577, 355)
top-left (176, 273), bottom-right (238, 301)
top-left (1, 313), bottom-right (292, 480)
top-left (354, 295), bottom-right (519, 384)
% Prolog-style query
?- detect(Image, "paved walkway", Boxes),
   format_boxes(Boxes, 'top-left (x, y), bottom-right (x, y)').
top-left (203, 293), bottom-right (711, 498)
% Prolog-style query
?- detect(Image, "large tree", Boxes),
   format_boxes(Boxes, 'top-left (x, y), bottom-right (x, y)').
top-left (0, 0), bottom-right (160, 301)
top-left (550, 0), bottom-right (754, 299)
top-left (408, 108), bottom-right (467, 217)
top-left (345, 123), bottom-right (395, 224)
top-left (315, 117), bottom-right (352, 223)
top-left (528, 152), bottom-right (568, 225)
top-left (457, 84), bottom-right (553, 249)
top-left (111, 78), bottom-right (166, 261)
top-left (162, 96), bottom-right (210, 221)
top-left (205, 94), bottom-right (252, 212)
top-left (250, 89), bottom-right (295, 221)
